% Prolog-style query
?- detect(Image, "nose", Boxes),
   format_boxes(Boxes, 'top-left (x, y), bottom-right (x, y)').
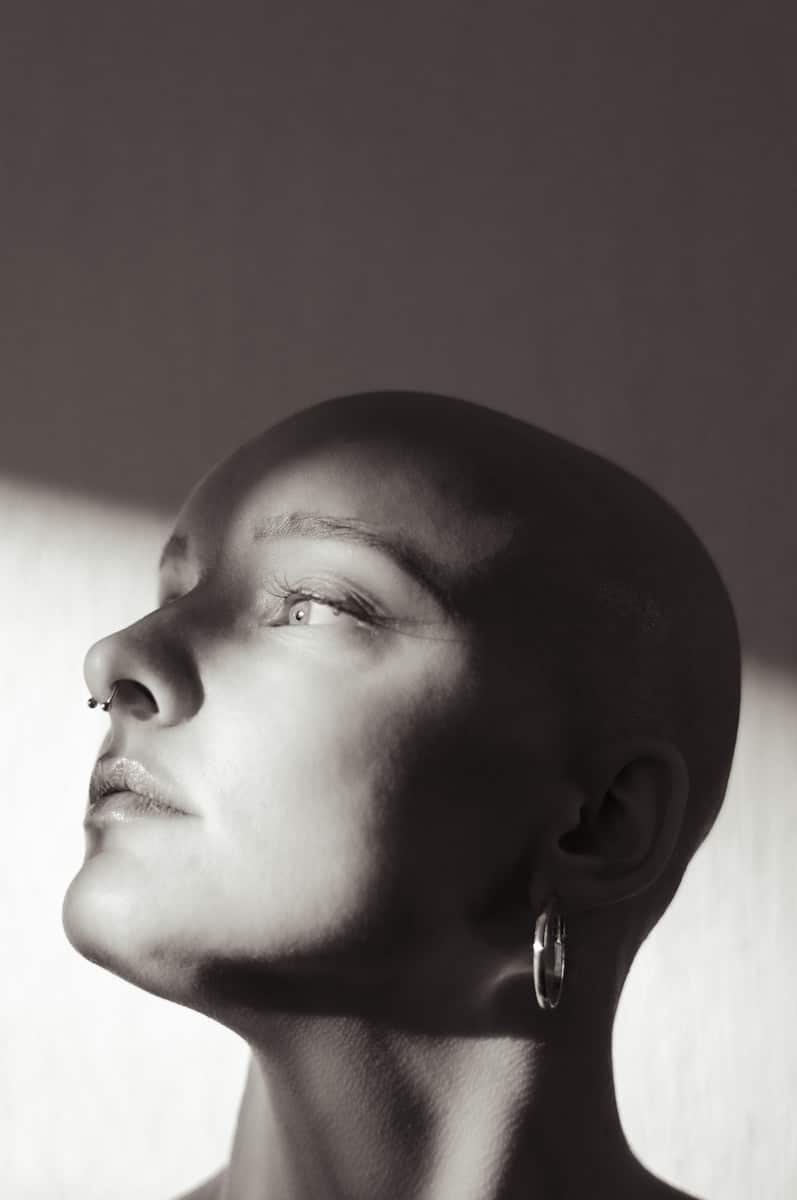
top-left (83, 609), bottom-right (203, 726)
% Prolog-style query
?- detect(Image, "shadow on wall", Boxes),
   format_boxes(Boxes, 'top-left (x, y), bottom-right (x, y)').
top-left (3, 3), bottom-right (795, 672)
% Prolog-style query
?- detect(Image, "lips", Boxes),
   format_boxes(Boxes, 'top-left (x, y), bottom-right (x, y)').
top-left (88, 756), bottom-right (194, 816)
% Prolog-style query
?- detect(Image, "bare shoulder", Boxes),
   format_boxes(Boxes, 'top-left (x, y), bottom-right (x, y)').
top-left (171, 1166), bottom-right (227, 1200)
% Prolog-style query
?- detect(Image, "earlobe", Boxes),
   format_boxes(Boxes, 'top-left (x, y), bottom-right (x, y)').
top-left (552, 739), bottom-right (689, 908)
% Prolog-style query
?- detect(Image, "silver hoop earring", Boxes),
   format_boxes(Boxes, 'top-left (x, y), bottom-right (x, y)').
top-left (532, 895), bottom-right (566, 1011)
top-left (87, 682), bottom-right (120, 712)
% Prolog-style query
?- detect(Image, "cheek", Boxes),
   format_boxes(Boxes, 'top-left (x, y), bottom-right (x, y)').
top-left (196, 635), bottom-right (478, 955)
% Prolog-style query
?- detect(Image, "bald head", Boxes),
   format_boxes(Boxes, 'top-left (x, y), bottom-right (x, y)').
top-left (70, 386), bottom-right (742, 1030)
top-left (274, 391), bottom-right (741, 896)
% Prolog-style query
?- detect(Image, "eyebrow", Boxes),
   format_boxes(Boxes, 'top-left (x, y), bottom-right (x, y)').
top-left (159, 512), bottom-right (454, 612)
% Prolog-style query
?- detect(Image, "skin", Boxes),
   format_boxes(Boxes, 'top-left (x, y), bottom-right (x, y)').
top-left (63, 393), bottom-right (739, 1200)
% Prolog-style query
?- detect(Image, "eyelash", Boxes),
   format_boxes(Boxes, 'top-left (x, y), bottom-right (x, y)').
top-left (158, 574), bottom-right (387, 630)
top-left (263, 572), bottom-right (380, 628)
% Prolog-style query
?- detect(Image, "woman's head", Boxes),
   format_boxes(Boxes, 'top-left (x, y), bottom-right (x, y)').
top-left (63, 392), bottom-right (741, 1033)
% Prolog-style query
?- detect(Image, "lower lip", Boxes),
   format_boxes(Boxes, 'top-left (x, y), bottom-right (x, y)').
top-left (85, 790), bottom-right (191, 825)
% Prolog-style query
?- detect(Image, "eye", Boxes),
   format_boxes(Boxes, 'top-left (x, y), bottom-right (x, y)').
top-left (287, 595), bottom-right (348, 626)
top-left (262, 575), bottom-right (381, 629)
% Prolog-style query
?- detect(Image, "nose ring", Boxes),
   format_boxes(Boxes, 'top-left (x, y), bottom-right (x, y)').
top-left (87, 682), bottom-right (120, 712)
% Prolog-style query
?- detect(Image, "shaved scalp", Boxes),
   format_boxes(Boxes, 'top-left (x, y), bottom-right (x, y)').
top-left (278, 391), bottom-right (742, 926)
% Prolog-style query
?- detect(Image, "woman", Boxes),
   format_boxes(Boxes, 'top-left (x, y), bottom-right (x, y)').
top-left (63, 391), bottom-right (740, 1200)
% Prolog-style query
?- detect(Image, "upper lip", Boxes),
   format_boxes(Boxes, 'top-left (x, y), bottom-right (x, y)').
top-left (88, 756), bottom-right (194, 815)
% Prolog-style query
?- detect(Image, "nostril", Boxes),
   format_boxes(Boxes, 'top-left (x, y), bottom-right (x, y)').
top-left (83, 619), bottom-right (202, 728)
top-left (113, 679), bottom-right (160, 718)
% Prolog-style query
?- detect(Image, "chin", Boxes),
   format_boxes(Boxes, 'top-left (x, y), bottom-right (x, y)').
top-left (61, 856), bottom-right (200, 1004)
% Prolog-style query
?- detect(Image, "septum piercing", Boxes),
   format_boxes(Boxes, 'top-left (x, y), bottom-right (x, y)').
top-left (87, 682), bottom-right (120, 712)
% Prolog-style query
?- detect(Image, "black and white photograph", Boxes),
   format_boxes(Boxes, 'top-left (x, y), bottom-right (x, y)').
top-left (2, 5), bottom-right (795, 1198)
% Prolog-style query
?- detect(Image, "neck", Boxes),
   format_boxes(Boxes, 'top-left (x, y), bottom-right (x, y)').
top-left (217, 976), bottom-right (642, 1200)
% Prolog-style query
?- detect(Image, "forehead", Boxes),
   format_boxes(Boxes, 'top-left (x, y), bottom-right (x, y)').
top-left (175, 426), bottom-right (515, 576)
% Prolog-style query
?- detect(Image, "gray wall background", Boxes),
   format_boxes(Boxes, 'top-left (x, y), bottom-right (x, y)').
top-left (3, 2), bottom-right (796, 673)
top-left (2, 4), bottom-right (795, 1197)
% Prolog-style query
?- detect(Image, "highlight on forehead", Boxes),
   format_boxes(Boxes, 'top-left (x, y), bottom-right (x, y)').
top-left (251, 510), bottom-right (456, 610)
top-left (158, 509), bottom-right (459, 613)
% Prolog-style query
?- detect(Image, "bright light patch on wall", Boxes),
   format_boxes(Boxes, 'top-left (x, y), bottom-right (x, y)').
top-left (0, 476), bottom-right (246, 1200)
top-left (614, 657), bottom-right (797, 1199)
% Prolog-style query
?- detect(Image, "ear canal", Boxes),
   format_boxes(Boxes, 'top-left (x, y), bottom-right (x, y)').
top-left (596, 784), bottom-right (646, 862)
top-left (551, 747), bottom-right (688, 908)
top-left (557, 764), bottom-right (661, 865)
top-left (558, 807), bottom-right (594, 855)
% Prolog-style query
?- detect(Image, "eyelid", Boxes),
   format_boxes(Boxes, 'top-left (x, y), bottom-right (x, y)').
top-left (261, 576), bottom-right (382, 627)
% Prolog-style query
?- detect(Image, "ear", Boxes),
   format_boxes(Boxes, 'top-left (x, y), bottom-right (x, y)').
top-left (542, 739), bottom-right (689, 909)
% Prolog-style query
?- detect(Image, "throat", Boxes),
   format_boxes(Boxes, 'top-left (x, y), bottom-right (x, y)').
top-left (219, 1016), bottom-right (633, 1200)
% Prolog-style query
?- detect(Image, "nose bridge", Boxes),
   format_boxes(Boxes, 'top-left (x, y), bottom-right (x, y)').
top-left (83, 603), bottom-right (203, 724)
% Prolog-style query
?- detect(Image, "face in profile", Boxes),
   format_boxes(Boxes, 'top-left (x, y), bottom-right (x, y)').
top-left (64, 393), bottom-right (741, 1040)
top-left (63, 401), bottom-right (553, 1024)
